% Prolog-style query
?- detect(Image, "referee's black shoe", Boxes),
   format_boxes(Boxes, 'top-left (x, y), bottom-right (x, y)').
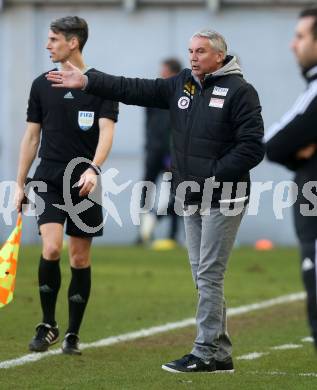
top-left (29, 323), bottom-right (59, 352)
top-left (215, 357), bottom-right (234, 373)
top-left (62, 333), bottom-right (82, 355)
top-left (162, 354), bottom-right (216, 373)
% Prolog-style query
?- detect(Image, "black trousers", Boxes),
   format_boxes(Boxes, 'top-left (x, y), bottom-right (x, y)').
top-left (300, 240), bottom-right (317, 346)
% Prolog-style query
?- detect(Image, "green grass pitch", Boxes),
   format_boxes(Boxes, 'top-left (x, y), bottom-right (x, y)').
top-left (0, 245), bottom-right (316, 389)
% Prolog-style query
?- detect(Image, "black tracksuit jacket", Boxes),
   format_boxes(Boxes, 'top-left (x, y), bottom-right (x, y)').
top-left (86, 56), bottom-right (265, 206)
top-left (266, 65), bottom-right (317, 241)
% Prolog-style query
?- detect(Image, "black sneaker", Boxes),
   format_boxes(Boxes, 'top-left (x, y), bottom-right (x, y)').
top-left (29, 323), bottom-right (59, 352)
top-left (62, 333), bottom-right (82, 355)
top-left (215, 357), bottom-right (234, 373)
top-left (162, 354), bottom-right (216, 373)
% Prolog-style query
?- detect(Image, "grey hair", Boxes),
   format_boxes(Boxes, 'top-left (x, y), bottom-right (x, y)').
top-left (191, 30), bottom-right (227, 57)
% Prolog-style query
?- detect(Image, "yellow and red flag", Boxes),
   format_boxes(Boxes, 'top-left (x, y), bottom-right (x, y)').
top-left (0, 213), bottom-right (22, 308)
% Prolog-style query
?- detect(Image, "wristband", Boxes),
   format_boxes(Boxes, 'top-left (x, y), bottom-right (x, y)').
top-left (89, 164), bottom-right (101, 175)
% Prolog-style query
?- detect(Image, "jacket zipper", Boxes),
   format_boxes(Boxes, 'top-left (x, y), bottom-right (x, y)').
top-left (183, 82), bottom-right (203, 180)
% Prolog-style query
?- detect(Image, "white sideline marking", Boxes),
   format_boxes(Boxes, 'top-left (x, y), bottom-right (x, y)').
top-left (264, 371), bottom-right (287, 376)
top-left (250, 370), bottom-right (317, 378)
top-left (271, 344), bottom-right (303, 350)
top-left (238, 340), bottom-right (306, 361)
top-left (0, 291), bottom-right (305, 369)
top-left (225, 292), bottom-right (305, 316)
top-left (237, 352), bottom-right (269, 360)
top-left (299, 373), bottom-right (317, 377)
top-left (302, 337), bottom-right (314, 343)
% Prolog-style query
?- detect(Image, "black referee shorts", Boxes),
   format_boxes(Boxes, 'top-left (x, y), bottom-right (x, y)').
top-left (32, 159), bottom-right (103, 238)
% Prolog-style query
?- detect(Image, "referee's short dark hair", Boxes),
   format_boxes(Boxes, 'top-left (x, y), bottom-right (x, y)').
top-left (162, 58), bottom-right (182, 75)
top-left (300, 7), bottom-right (317, 40)
top-left (50, 16), bottom-right (88, 52)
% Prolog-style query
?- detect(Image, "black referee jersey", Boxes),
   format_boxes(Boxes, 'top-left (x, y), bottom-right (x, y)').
top-left (27, 68), bottom-right (119, 163)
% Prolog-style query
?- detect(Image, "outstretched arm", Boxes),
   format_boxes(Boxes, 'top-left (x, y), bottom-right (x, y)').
top-left (46, 62), bottom-right (175, 109)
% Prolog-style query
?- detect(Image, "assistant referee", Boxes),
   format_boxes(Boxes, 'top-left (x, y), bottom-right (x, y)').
top-left (14, 16), bottom-right (118, 355)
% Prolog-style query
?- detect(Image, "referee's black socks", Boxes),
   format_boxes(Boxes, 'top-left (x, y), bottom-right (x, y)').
top-left (38, 256), bottom-right (61, 327)
top-left (66, 266), bottom-right (91, 335)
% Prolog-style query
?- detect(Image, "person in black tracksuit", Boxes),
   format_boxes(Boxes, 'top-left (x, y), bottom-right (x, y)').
top-left (138, 58), bottom-right (182, 244)
top-left (14, 17), bottom-right (118, 355)
top-left (47, 29), bottom-right (264, 373)
top-left (266, 8), bottom-right (317, 348)
top-left (79, 59), bottom-right (263, 207)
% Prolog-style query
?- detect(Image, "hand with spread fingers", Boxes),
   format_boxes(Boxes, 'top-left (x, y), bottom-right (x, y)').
top-left (78, 168), bottom-right (98, 197)
top-left (46, 61), bottom-right (86, 89)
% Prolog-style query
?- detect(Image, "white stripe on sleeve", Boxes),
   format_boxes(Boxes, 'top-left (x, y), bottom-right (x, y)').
top-left (264, 80), bottom-right (317, 142)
